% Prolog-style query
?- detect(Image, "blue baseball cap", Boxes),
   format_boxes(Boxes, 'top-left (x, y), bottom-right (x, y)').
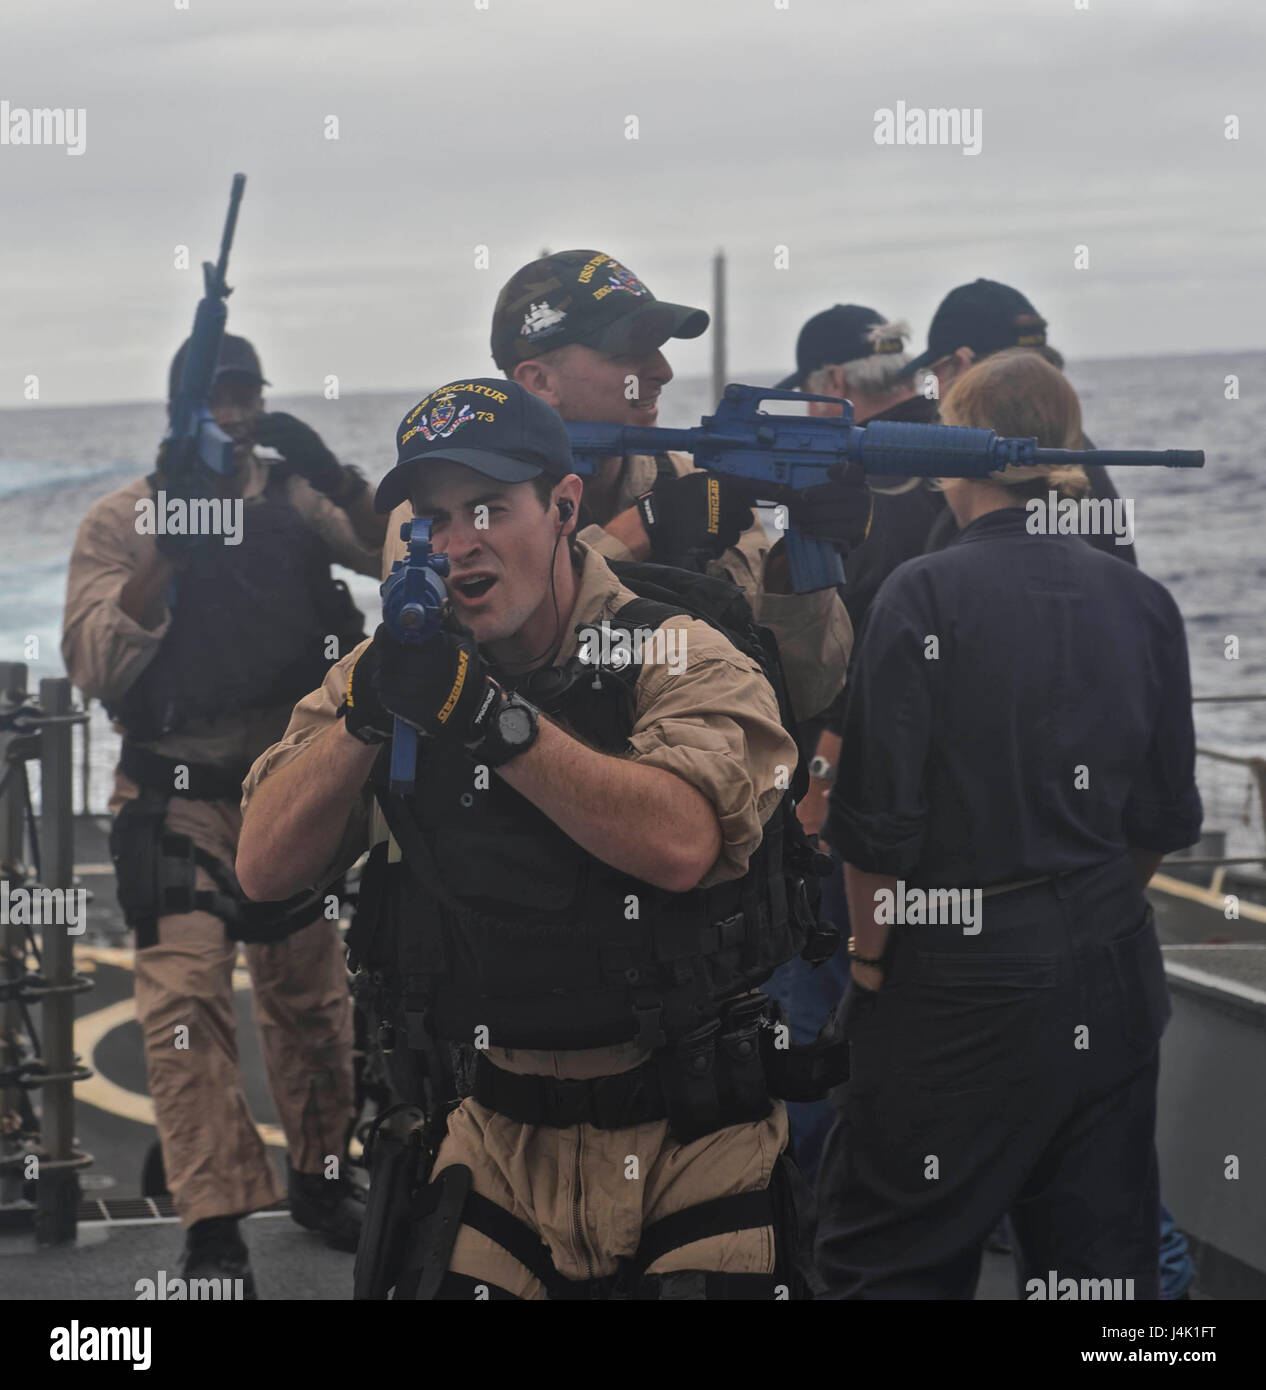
top-left (899, 279), bottom-right (1048, 379)
top-left (375, 377), bottom-right (574, 513)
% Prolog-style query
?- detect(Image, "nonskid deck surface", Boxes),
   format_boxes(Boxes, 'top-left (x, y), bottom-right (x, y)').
top-left (0, 1210), bottom-right (355, 1301)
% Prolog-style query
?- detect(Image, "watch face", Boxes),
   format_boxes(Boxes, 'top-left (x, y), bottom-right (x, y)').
top-left (498, 704), bottom-right (535, 747)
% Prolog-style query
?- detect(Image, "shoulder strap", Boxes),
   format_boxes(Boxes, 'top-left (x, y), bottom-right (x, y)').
top-left (611, 596), bottom-right (685, 637)
top-left (368, 749), bottom-right (465, 918)
top-left (611, 572), bottom-right (806, 800)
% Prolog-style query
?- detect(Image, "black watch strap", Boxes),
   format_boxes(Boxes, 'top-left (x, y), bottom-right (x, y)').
top-left (469, 689), bottom-right (539, 768)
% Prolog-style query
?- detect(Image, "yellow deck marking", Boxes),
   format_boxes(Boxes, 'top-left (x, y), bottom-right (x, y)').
top-left (1151, 872), bottom-right (1266, 925)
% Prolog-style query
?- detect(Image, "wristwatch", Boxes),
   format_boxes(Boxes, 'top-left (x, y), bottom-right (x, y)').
top-left (470, 688), bottom-right (540, 768)
top-left (808, 755), bottom-right (836, 783)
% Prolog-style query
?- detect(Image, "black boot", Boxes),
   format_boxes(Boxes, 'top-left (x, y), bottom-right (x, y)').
top-left (181, 1216), bottom-right (258, 1299)
top-left (288, 1164), bottom-right (366, 1253)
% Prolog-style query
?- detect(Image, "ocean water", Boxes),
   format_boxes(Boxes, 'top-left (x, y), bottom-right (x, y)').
top-left (1, 357), bottom-right (1263, 844)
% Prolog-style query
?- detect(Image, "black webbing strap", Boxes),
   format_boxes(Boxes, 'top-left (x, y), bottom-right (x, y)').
top-left (457, 1187), bottom-right (779, 1300)
top-left (185, 842), bottom-right (321, 940)
top-left (121, 741), bottom-right (251, 802)
top-left (629, 1189), bottom-right (775, 1279)
top-left (368, 762), bottom-right (464, 1049)
top-left (473, 1052), bottom-right (667, 1130)
top-left (370, 755), bottom-right (466, 918)
top-left (460, 1192), bottom-right (566, 1297)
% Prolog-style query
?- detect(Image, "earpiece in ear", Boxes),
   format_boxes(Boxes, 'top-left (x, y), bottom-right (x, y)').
top-left (557, 498), bottom-right (574, 523)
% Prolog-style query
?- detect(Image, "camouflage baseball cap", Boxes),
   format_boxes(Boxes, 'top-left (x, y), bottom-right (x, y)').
top-left (491, 249), bottom-right (709, 371)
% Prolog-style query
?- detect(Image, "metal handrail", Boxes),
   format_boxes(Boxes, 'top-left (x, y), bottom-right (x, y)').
top-left (0, 664), bottom-right (92, 1244)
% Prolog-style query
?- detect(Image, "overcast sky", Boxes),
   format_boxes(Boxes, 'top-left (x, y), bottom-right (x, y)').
top-left (1, 0), bottom-right (1262, 406)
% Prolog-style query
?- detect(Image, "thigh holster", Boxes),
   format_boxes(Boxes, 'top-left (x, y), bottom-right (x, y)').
top-left (109, 788), bottom-right (327, 947)
top-left (353, 1103), bottom-right (430, 1300)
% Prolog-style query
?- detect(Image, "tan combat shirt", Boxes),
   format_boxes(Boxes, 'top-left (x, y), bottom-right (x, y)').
top-left (62, 455), bottom-right (382, 773)
top-left (241, 540), bottom-right (797, 1079)
top-left (385, 449), bottom-right (852, 727)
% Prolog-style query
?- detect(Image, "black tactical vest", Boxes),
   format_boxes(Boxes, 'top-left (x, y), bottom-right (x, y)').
top-left (108, 468), bottom-right (365, 741)
top-left (366, 638), bottom-right (812, 1054)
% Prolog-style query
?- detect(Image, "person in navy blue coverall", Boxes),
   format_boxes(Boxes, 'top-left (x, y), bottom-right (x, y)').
top-left (815, 352), bottom-right (1202, 1299)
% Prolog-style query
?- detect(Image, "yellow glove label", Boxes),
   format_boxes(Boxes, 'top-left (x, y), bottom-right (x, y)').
top-left (437, 649), bottom-right (469, 725)
top-left (707, 476), bottom-right (720, 536)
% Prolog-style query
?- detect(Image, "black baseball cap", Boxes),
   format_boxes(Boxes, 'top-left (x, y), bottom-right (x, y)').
top-left (375, 377), bottom-right (574, 513)
top-left (491, 249), bottom-right (709, 371)
top-left (167, 333), bottom-right (269, 403)
top-left (776, 305), bottom-right (907, 390)
top-left (900, 279), bottom-right (1048, 379)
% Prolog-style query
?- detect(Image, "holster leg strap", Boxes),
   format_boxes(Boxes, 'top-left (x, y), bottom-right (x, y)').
top-left (394, 1163), bottom-right (472, 1301)
top-left (628, 1188), bottom-right (775, 1280)
top-left (460, 1192), bottom-right (569, 1298)
top-left (420, 1174), bottom-right (784, 1300)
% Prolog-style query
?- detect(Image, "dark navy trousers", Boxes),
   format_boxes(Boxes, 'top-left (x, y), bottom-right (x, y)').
top-left (815, 856), bottom-right (1168, 1300)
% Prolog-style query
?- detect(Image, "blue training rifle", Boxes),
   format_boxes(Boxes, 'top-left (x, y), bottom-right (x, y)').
top-left (565, 383), bottom-right (1205, 593)
top-left (381, 518), bottom-right (451, 795)
top-left (164, 172), bottom-right (248, 485)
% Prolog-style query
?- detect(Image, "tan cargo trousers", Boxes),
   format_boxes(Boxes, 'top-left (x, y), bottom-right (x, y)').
top-left (113, 774), bottom-right (355, 1227)
top-left (429, 1043), bottom-right (790, 1298)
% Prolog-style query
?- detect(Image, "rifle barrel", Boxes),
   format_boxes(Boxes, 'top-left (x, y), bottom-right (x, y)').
top-left (1032, 447), bottom-right (1204, 469)
top-left (212, 173), bottom-right (247, 293)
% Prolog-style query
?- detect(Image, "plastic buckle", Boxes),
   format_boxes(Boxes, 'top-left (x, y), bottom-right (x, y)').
top-left (631, 992), bottom-right (666, 1051)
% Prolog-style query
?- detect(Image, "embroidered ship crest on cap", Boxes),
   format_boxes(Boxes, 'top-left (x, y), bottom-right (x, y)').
top-left (521, 301), bottom-right (568, 339)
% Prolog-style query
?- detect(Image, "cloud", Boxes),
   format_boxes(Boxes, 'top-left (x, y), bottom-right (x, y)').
top-left (1, 0), bottom-right (1262, 404)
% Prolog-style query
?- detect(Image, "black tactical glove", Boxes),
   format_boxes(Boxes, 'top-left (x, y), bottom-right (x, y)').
top-left (635, 470), bottom-right (754, 562)
top-left (253, 412), bottom-right (345, 496)
top-left (786, 462), bottom-right (873, 557)
top-left (340, 624), bottom-right (499, 747)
